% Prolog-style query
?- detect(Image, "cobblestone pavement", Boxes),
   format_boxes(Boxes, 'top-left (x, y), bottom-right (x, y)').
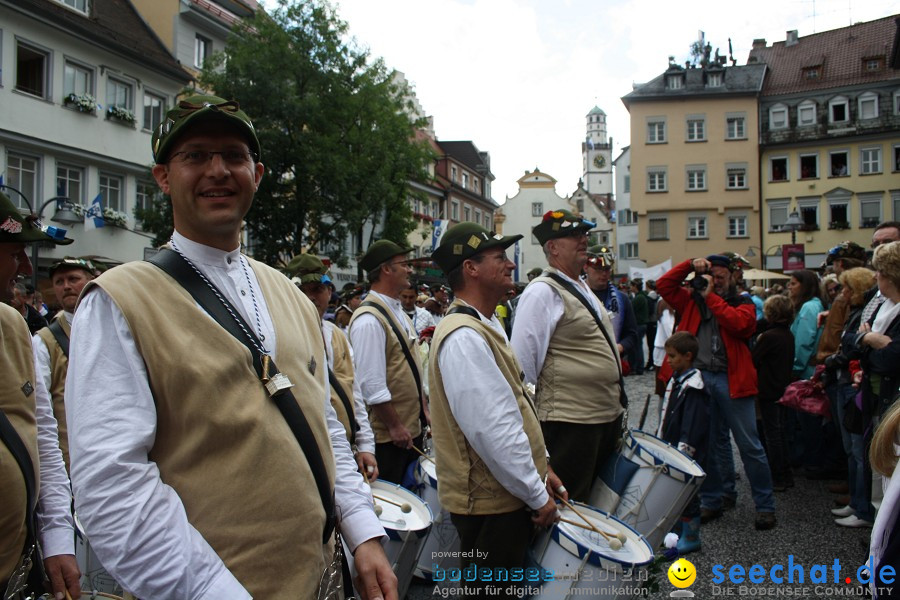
top-left (403, 371), bottom-right (872, 599)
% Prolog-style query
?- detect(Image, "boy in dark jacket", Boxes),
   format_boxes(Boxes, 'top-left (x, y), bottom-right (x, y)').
top-left (657, 331), bottom-right (710, 554)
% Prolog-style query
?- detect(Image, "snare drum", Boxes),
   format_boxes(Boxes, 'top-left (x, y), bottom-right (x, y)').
top-left (413, 456), bottom-right (461, 581)
top-left (346, 480), bottom-right (432, 599)
top-left (75, 514), bottom-right (125, 596)
top-left (529, 503), bottom-right (653, 599)
top-left (590, 429), bottom-right (705, 549)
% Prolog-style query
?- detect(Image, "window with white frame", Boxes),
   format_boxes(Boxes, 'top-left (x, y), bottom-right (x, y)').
top-left (619, 210), bottom-right (638, 225)
top-left (861, 147), bottom-right (882, 174)
top-left (450, 166), bottom-right (457, 182)
top-left (770, 156), bottom-right (789, 182)
top-left (143, 91), bottom-right (165, 131)
top-left (6, 153), bottom-right (40, 210)
top-left (893, 191), bottom-right (900, 220)
top-left (99, 173), bottom-right (123, 211)
top-left (726, 164), bottom-right (747, 189)
top-left (829, 96), bottom-right (849, 123)
top-left (531, 202), bottom-right (543, 216)
top-left (799, 153), bottom-right (818, 179)
top-left (63, 60), bottom-right (92, 98)
top-left (483, 215), bottom-right (491, 229)
top-left (647, 168), bottom-right (667, 192)
top-left (798, 197), bottom-right (820, 229)
top-left (667, 75), bottom-right (683, 89)
top-left (474, 209), bottom-right (481, 224)
top-left (56, 164), bottom-right (84, 203)
top-left (194, 34), bottom-right (211, 68)
top-left (864, 57), bottom-right (884, 72)
top-left (858, 92), bottom-right (879, 120)
top-left (463, 205), bottom-right (470, 222)
top-left (462, 172), bottom-right (469, 188)
top-left (647, 119), bottom-right (666, 143)
top-left (797, 100), bottom-right (816, 126)
top-left (859, 194), bottom-right (882, 228)
top-left (686, 117), bottom-right (705, 142)
top-left (451, 200), bottom-right (459, 220)
top-left (768, 199), bottom-right (789, 231)
top-left (830, 150), bottom-right (849, 176)
top-left (648, 216), bottom-right (668, 240)
top-left (686, 166), bottom-right (706, 191)
top-left (894, 144), bottom-right (900, 172)
top-left (728, 215), bottom-right (748, 238)
top-left (106, 77), bottom-right (132, 110)
top-left (15, 40), bottom-right (51, 99)
top-left (706, 72), bottom-right (722, 87)
top-left (135, 180), bottom-right (158, 229)
top-left (726, 114), bottom-right (746, 139)
top-left (58, 0), bottom-right (89, 13)
top-left (769, 104), bottom-right (788, 129)
top-left (687, 215), bottom-right (707, 239)
top-left (828, 199), bottom-right (849, 227)
top-left (619, 242), bottom-right (639, 259)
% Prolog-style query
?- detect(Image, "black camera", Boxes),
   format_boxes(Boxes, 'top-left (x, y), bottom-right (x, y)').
top-left (691, 275), bottom-right (708, 292)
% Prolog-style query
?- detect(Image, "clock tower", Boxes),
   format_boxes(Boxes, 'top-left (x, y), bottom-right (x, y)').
top-left (583, 106), bottom-right (612, 196)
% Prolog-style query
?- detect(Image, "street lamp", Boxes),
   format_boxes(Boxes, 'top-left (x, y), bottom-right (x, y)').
top-left (746, 245), bottom-right (782, 269)
top-left (0, 184), bottom-right (80, 288)
top-left (783, 210), bottom-right (805, 244)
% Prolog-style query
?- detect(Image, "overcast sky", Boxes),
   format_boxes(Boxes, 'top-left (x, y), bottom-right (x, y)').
top-left (332, 0), bottom-right (899, 205)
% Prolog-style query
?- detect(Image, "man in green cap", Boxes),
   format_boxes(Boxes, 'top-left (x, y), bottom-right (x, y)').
top-left (0, 190), bottom-right (81, 599)
top-left (428, 222), bottom-right (565, 596)
top-left (66, 96), bottom-right (396, 599)
top-left (33, 258), bottom-right (97, 472)
top-left (289, 253), bottom-right (379, 480)
top-left (511, 209), bottom-right (626, 502)
top-left (349, 239), bottom-right (427, 484)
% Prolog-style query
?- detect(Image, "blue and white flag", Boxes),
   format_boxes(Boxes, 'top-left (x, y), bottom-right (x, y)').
top-left (431, 219), bottom-right (444, 253)
top-left (85, 193), bottom-right (105, 230)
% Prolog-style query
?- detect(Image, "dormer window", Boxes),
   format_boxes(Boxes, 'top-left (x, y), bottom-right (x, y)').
top-left (803, 66), bottom-right (821, 80)
top-left (707, 72), bottom-right (723, 87)
top-left (864, 57), bottom-right (884, 72)
top-left (58, 0), bottom-right (89, 13)
top-left (667, 75), bottom-right (683, 89)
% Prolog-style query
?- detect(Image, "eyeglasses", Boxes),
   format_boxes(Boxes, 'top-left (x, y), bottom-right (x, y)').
top-left (171, 150), bottom-right (258, 166)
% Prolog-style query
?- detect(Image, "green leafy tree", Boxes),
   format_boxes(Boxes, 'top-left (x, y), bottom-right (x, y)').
top-left (195, 0), bottom-right (434, 269)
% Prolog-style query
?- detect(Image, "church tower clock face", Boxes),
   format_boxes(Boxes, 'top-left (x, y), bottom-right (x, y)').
top-left (593, 154), bottom-right (606, 169)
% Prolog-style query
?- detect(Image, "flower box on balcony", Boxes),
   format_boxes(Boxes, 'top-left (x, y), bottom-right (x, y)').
top-left (64, 93), bottom-right (97, 114)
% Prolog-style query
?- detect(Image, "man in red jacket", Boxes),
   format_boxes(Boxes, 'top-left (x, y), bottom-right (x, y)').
top-left (657, 255), bottom-right (776, 530)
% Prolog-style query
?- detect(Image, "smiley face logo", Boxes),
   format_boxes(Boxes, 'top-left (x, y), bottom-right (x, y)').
top-left (668, 558), bottom-right (697, 588)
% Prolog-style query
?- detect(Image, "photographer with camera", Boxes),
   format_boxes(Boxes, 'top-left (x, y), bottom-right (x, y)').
top-left (657, 255), bottom-right (776, 531)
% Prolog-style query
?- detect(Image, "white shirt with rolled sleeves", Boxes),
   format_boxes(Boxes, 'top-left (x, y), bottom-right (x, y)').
top-left (348, 290), bottom-right (414, 407)
top-left (511, 271), bottom-right (606, 385)
top-left (32, 311), bottom-right (72, 393)
top-left (436, 305), bottom-right (548, 510)
top-left (65, 231), bottom-right (383, 600)
top-left (322, 319), bottom-right (375, 455)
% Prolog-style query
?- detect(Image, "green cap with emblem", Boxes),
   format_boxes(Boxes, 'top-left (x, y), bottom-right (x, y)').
top-left (586, 244), bottom-right (616, 268)
top-left (49, 256), bottom-right (96, 278)
top-left (0, 191), bottom-right (74, 245)
top-left (431, 222), bottom-right (522, 273)
top-left (285, 253), bottom-right (331, 284)
top-left (359, 240), bottom-right (413, 272)
top-left (152, 95), bottom-right (261, 164)
top-left (532, 209), bottom-right (595, 245)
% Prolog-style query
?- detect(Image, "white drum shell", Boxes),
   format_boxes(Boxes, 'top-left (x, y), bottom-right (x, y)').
top-left (414, 456), bottom-right (461, 581)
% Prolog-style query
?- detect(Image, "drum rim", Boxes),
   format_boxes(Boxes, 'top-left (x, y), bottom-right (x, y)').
top-left (627, 429), bottom-right (705, 478)
top-left (371, 478), bottom-right (434, 537)
top-left (552, 502), bottom-right (654, 568)
top-left (417, 456), bottom-right (438, 487)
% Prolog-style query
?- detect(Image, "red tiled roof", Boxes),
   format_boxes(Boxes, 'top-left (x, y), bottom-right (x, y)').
top-left (748, 14), bottom-right (900, 96)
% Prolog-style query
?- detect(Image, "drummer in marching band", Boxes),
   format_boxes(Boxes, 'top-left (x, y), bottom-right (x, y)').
top-left (428, 222), bottom-right (566, 598)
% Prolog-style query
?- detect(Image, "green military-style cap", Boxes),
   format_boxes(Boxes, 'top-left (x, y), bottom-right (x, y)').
top-left (586, 244), bottom-right (616, 268)
top-left (431, 222), bottom-right (522, 273)
top-left (0, 191), bottom-right (74, 245)
top-left (49, 257), bottom-right (96, 278)
top-left (359, 240), bottom-right (413, 272)
top-left (285, 253), bottom-right (331, 285)
top-left (152, 95), bottom-right (261, 164)
top-left (532, 209), bottom-right (595, 245)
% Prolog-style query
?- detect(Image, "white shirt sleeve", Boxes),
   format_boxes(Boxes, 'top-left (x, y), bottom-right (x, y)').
top-left (342, 332), bottom-right (376, 455)
top-left (437, 324), bottom-right (548, 510)
top-left (32, 334), bottom-right (52, 394)
top-left (66, 289), bottom-right (251, 600)
top-left (348, 314), bottom-right (392, 406)
top-left (31, 345), bottom-right (75, 558)
top-left (510, 282), bottom-right (564, 385)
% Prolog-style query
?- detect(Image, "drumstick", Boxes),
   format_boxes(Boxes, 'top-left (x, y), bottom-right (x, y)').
top-left (556, 495), bottom-right (625, 545)
top-left (373, 493), bottom-right (412, 513)
top-left (411, 445), bottom-right (435, 464)
top-left (361, 466), bottom-right (371, 485)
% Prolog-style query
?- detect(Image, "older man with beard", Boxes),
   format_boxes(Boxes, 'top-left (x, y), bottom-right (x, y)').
top-left (511, 210), bottom-right (626, 502)
top-left (657, 254), bottom-right (776, 530)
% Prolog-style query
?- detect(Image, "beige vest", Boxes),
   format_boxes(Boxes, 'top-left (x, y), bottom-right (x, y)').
top-left (429, 302), bottom-right (547, 514)
top-left (329, 324), bottom-right (356, 443)
top-left (0, 304), bottom-right (39, 581)
top-left (36, 313), bottom-right (71, 472)
top-left (534, 270), bottom-right (624, 424)
top-left (91, 259), bottom-right (335, 598)
top-left (350, 294), bottom-right (422, 443)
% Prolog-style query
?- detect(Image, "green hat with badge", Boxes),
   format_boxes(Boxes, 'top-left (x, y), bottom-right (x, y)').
top-left (285, 253), bottom-right (331, 285)
top-left (49, 257), bottom-right (96, 278)
top-left (532, 209), bottom-right (595, 245)
top-left (0, 191), bottom-right (74, 245)
top-left (152, 94), bottom-right (261, 164)
top-left (586, 244), bottom-right (616, 268)
top-left (359, 240), bottom-right (413, 272)
top-left (431, 222), bottom-right (522, 273)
